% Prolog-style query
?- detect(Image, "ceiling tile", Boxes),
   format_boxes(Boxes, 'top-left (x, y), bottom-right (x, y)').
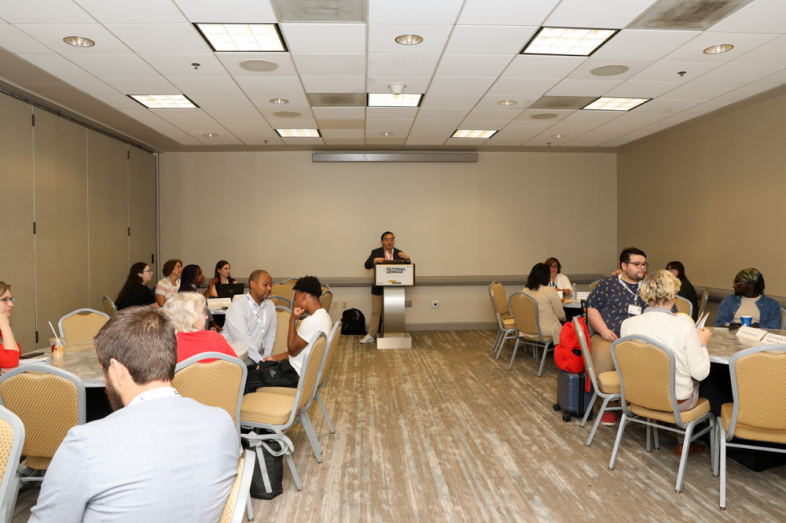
top-left (320, 129), bottom-right (365, 139)
top-left (410, 119), bottom-right (462, 131)
top-left (364, 119), bottom-right (414, 131)
top-left (458, 120), bottom-right (509, 130)
top-left (18, 53), bottom-right (91, 76)
top-left (368, 0), bottom-right (464, 25)
top-left (514, 109), bottom-right (573, 122)
top-left (708, 0), bottom-right (786, 34)
top-left (281, 137), bottom-right (324, 145)
top-left (73, 0), bottom-right (188, 23)
top-left (566, 59), bottom-right (656, 81)
top-left (215, 52), bottom-right (297, 76)
top-left (684, 99), bottom-right (736, 114)
top-left (420, 94), bottom-right (483, 109)
top-left (233, 75), bottom-right (302, 93)
top-left (540, 120), bottom-right (602, 134)
top-left (464, 108), bottom-right (523, 121)
top-left (0, 25), bottom-right (51, 53)
top-left (445, 137), bottom-right (488, 145)
top-left (545, 0), bottom-right (659, 29)
top-left (416, 108), bottom-right (470, 120)
top-left (405, 138), bottom-right (447, 145)
top-left (189, 131), bottom-right (243, 145)
top-left (234, 134), bottom-right (284, 145)
top-left (630, 60), bottom-right (723, 82)
top-left (445, 26), bottom-right (537, 55)
top-left (292, 53), bottom-right (365, 75)
top-left (142, 53), bottom-right (228, 77)
top-left (258, 108), bottom-right (314, 119)
top-left (106, 23), bottom-right (211, 54)
top-left (267, 118), bottom-right (317, 128)
top-left (203, 107), bottom-right (265, 120)
top-left (58, 76), bottom-right (119, 95)
top-left (312, 107), bottom-right (365, 119)
top-left (366, 107), bottom-right (420, 119)
top-left (407, 129), bottom-right (453, 138)
top-left (367, 76), bottom-right (431, 93)
top-left (0, 0), bottom-right (97, 24)
top-left (117, 107), bottom-right (168, 124)
top-left (754, 68), bottom-right (786, 84)
top-left (547, 79), bottom-right (623, 96)
top-left (281, 24), bottom-right (365, 53)
top-left (736, 35), bottom-right (786, 63)
top-left (562, 110), bottom-right (622, 123)
top-left (664, 32), bottom-right (779, 62)
top-left (591, 122), bottom-right (646, 135)
top-left (524, 133), bottom-right (572, 146)
top-left (213, 118), bottom-right (271, 130)
top-left (172, 0), bottom-right (278, 24)
top-left (436, 54), bottom-right (514, 77)
top-left (457, 0), bottom-right (560, 26)
top-left (696, 62), bottom-right (786, 83)
top-left (368, 25), bottom-right (452, 54)
top-left (167, 75), bottom-right (244, 95)
top-left (365, 137), bottom-right (407, 144)
top-left (474, 95), bottom-right (537, 109)
top-left (715, 83), bottom-right (779, 101)
top-left (609, 111), bottom-right (672, 124)
top-left (322, 138), bottom-right (365, 145)
top-left (67, 54), bottom-right (160, 76)
top-left (659, 82), bottom-right (742, 100)
top-left (247, 92), bottom-right (310, 107)
top-left (153, 108), bottom-right (219, 125)
top-left (300, 76), bottom-right (365, 93)
top-left (367, 53), bottom-right (440, 76)
top-left (591, 30), bottom-right (701, 60)
top-left (502, 120), bottom-right (559, 132)
top-left (17, 23), bottom-right (133, 54)
top-left (158, 131), bottom-right (203, 145)
top-left (604, 80), bottom-right (681, 98)
top-left (502, 55), bottom-right (585, 79)
top-left (100, 77), bottom-right (180, 95)
top-left (632, 99), bottom-right (703, 113)
top-left (187, 94), bottom-right (256, 109)
top-left (94, 94), bottom-right (146, 109)
top-left (316, 119), bottom-right (365, 129)
top-left (427, 76), bottom-right (496, 95)
top-left (487, 77), bottom-right (560, 95)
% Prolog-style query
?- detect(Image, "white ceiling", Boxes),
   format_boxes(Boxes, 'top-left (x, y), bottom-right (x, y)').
top-left (0, 0), bottom-right (785, 148)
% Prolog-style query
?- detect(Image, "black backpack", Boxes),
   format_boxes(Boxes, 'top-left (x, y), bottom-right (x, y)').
top-left (341, 308), bottom-right (367, 335)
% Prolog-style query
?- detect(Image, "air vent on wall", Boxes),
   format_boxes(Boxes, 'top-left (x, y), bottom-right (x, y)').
top-left (528, 96), bottom-right (599, 111)
top-left (307, 93), bottom-right (366, 107)
top-left (272, 0), bottom-right (365, 22)
top-left (628, 0), bottom-right (755, 31)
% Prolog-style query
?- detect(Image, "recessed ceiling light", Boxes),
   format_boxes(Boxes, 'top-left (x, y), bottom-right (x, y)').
top-left (379, 132), bottom-right (395, 137)
top-left (498, 100), bottom-right (517, 106)
top-left (395, 34), bottom-right (423, 45)
top-left (195, 23), bottom-right (286, 52)
top-left (452, 130), bottom-right (498, 139)
top-left (270, 98), bottom-right (289, 105)
top-left (367, 93), bottom-right (423, 107)
top-left (704, 44), bottom-right (734, 54)
top-left (129, 94), bottom-right (198, 109)
top-left (203, 133), bottom-right (219, 138)
top-left (530, 113), bottom-right (559, 120)
top-left (63, 36), bottom-right (95, 47)
top-left (522, 27), bottom-right (617, 56)
top-left (582, 97), bottom-right (650, 111)
top-left (239, 59), bottom-right (278, 72)
top-left (275, 129), bottom-right (321, 138)
top-left (551, 134), bottom-right (567, 138)
top-left (273, 111), bottom-right (301, 118)
top-left (590, 65), bottom-right (629, 76)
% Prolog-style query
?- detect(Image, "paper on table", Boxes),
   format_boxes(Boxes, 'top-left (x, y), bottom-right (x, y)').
top-left (695, 312), bottom-right (709, 331)
top-left (18, 356), bottom-right (52, 365)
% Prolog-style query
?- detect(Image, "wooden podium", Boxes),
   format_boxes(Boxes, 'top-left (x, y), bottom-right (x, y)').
top-left (374, 262), bottom-right (415, 349)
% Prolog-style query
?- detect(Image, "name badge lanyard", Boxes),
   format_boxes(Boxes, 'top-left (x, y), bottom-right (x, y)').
top-left (246, 294), bottom-right (268, 348)
top-left (617, 275), bottom-right (642, 306)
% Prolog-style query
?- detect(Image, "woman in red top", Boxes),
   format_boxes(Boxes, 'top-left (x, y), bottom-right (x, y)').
top-left (162, 292), bottom-right (236, 363)
top-left (0, 282), bottom-right (21, 368)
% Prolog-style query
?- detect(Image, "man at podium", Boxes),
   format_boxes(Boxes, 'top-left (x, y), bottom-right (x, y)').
top-left (361, 231), bottom-right (411, 344)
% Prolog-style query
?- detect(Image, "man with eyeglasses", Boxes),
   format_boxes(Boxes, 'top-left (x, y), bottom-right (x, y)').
top-left (715, 268), bottom-right (781, 329)
top-left (586, 247), bottom-right (651, 426)
top-left (361, 231), bottom-right (411, 344)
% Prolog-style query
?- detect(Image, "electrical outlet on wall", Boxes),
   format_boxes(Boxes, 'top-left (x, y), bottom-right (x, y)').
top-left (405, 300), bottom-right (412, 308)
top-left (431, 301), bottom-right (439, 309)
top-left (333, 302), bottom-right (337, 308)
top-left (342, 302), bottom-right (348, 309)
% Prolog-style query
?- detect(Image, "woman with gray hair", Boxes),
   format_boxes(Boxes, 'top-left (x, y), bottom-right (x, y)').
top-left (162, 293), bottom-right (236, 364)
top-left (620, 270), bottom-right (712, 456)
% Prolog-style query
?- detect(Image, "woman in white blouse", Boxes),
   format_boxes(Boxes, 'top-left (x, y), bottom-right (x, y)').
top-left (155, 259), bottom-right (182, 307)
top-left (545, 257), bottom-right (572, 298)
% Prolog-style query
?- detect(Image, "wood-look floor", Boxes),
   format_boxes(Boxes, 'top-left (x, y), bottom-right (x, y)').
top-left (13, 330), bottom-right (786, 522)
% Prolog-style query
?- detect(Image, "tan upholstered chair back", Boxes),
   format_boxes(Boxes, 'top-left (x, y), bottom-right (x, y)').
top-left (319, 291), bottom-right (333, 311)
top-left (60, 310), bottom-right (108, 344)
top-left (271, 309), bottom-right (292, 356)
top-left (674, 296), bottom-right (691, 316)
top-left (614, 340), bottom-right (672, 412)
top-left (0, 373), bottom-right (80, 470)
top-left (271, 283), bottom-right (293, 300)
top-left (102, 296), bottom-right (116, 318)
top-left (734, 351), bottom-right (786, 431)
top-left (284, 278), bottom-right (298, 286)
top-left (319, 324), bottom-right (342, 389)
top-left (510, 292), bottom-right (538, 336)
top-left (575, 318), bottom-right (596, 379)
top-left (490, 282), bottom-right (508, 317)
top-left (0, 416), bottom-right (13, 477)
top-left (297, 336), bottom-right (327, 411)
top-left (219, 454), bottom-right (245, 523)
top-left (173, 360), bottom-right (243, 425)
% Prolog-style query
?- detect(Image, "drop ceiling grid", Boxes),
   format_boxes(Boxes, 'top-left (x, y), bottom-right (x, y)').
top-left (0, 0), bottom-right (786, 148)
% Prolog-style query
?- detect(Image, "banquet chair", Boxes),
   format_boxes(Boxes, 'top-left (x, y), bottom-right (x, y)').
top-left (271, 306), bottom-right (293, 357)
top-left (714, 345), bottom-right (786, 510)
top-left (489, 282), bottom-right (515, 356)
top-left (575, 318), bottom-right (622, 447)
top-left (272, 282), bottom-right (295, 303)
top-left (57, 308), bottom-right (110, 344)
top-left (219, 449), bottom-right (255, 523)
top-left (239, 332), bottom-right (327, 491)
top-left (269, 295), bottom-right (292, 308)
top-left (609, 336), bottom-right (715, 493)
top-left (781, 307), bottom-right (785, 330)
top-left (0, 365), bottom-right (85, 483)
top-left (101, 296), bottom-right (117, 318)
top-left (698, 290), bottom-right (710, 319)
top-left (0, 405), bottom-right (24, 523)
top-left (590, 279), bottom-right (601, 291)
top-left (319, 290), bottom-right (333, 312)
top-left (674, 296), bottom-right (693, 318)
top-left (504, 292), bottom-right (554, 376)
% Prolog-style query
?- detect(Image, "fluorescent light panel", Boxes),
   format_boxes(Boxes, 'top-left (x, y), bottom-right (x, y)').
top-left (367, 94), bottom-right (423, 107)
top-left (582, 97), bottom-right (650, 111)
top-left (452, 130), bottom-right (497, 139)
top-left (129, 94), bottom-right (198, 109)
top-left (522, 27), bottom-right (617, 56)
top-left (276, 129), bottom-right (321, 137)
top-left (195, 23), bottom-right (286, 52)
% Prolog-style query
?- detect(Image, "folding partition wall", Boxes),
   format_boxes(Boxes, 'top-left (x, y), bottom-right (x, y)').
top-left (0, 92), bottom-right (157, 350)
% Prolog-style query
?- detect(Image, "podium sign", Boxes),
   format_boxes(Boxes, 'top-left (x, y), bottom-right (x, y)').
top-left (375, 264), bottom-right (415, 287)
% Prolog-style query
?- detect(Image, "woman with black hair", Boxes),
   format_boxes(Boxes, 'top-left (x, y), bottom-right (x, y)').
top-left (178, 264), bottom-right (221, 331)
top-left (523, 262), bottom-right (566, 343)
top-left (116, 263), bottom-right (158, 310)
top-left (666, 261), bottom-right (699, 321)
top-left (205, 260), bottom-right (236, 298)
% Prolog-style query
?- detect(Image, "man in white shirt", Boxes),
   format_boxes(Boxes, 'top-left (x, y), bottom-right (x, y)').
top-left (29, 307), bottom-right (239, 523)
top-left (222, 270), bottom-right (277, 364)
top-left (250, 276), bottom-right (333, 390)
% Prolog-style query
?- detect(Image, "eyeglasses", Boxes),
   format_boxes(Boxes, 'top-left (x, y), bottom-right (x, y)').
top-left (0, 297), bottom-right (15, 304)
top-left (733, 280), bottom-right (745, 286)
top-left (549, 264), bottom-right (558, 268)
top-left (627, 262), bottom-right (649, 268)
top-left (143, 270), bottom-right (153, 274)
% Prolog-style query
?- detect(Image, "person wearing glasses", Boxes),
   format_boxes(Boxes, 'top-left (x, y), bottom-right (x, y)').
top-left (666, 261), bottom-right (698, 321)
top-left (715, 268), bottom-right (781, 329)
top-left (361, 231), bottom-right (411, 344)
top-left (0, 282), bottom-right (21, 368)
top-left (545, 257), bottom-right (572, 298)
top-left (162, 293), bottom-right (236, 364)
top-left (586, 247), bottom-right (650, 426)
top-left (116, 263), bottom-right (159, 310)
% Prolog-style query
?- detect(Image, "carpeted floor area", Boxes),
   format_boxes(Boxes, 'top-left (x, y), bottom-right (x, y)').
top-left (12, 330), bottom-right (786, 522)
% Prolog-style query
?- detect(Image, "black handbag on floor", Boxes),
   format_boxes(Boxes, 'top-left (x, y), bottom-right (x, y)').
top-left (245, 436), bottom-right (285, 500)
top-left (341, 308), bottom-right (367, 335)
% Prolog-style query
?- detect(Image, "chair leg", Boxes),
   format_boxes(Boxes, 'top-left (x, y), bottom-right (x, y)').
top-left (537, 342), bottom-right (552, 377)
top-left (285, 453), bottom-right (303, 491)
top-left (581, 392), bottom-right (598, 428)
top-left (508, 338), bottom-right (521, 370)
top-left (498, 334), bottom-right (513, 361)
top-left (609, 412), bottom-right (628, 471)
top-left (492, 330), bottom-right (502, 353)
top-left (646, 419), bottom-right (652, 452)
top-left (675, 422), bottom-right (694, 493)
top-left (719, 424), bottom-right (727, 509)
top-left (712, 421), bottom-right (720, 478)
top-left (246, 496), bottom-right (254, 521)
top-left (653, 425), bottom-right (659, 450)
top-left (585, 395), bottom-right (609, 447)
top-left (300, 411), bottom-right (323, 463)
top-left (316, 393), bottom-right (335, 434)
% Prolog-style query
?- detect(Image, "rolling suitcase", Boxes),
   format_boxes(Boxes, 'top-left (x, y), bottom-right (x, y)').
top-left (553, 369), bottom-right (594, 422)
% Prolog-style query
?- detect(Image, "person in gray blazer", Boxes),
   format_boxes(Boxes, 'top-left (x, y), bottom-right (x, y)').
top-left (29, 306), bottom-right (239, 523)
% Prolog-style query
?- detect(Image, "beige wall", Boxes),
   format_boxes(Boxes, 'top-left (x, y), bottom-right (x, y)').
top-left (618, 89), bottom-right (786, 298)
top-left (160, 151), bottom-right (617, 325)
